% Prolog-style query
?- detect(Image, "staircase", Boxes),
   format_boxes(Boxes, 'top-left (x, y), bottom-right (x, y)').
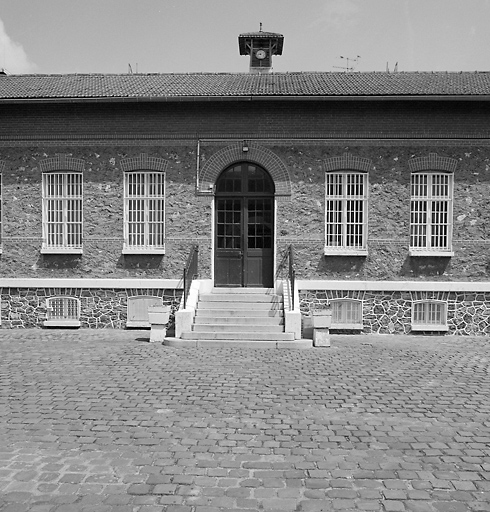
top-left (180, 287), bottom-right (295, 343)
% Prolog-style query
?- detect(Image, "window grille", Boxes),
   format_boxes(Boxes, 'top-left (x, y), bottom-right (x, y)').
top-left (412, 300), bottom-right (448, 331)
top-left (0, 174), bottom-right (2, 250)
top-left (325, 172), bottom-right (367, 254)
top-left (44, 297), bottom-right (81, 327)
top-left (124, 172), bottom-right (165, 253)
top-left (42, 173), bottom-right (83, 253)
top-left (410, 173), bottom-right (453, 255)
top-left (330, 299), bottom-right (363, 329)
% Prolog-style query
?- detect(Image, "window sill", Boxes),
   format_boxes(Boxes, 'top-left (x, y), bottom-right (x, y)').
top-left (44, 319), bottom-right (81, 328)
top-left (122, 248), bottom-right (166, 255)
top-left (41, 247), bottom-right (83, 255)
top-left (324, 247), bottom-right (368, 257)
top-left (411, 324), bottom-right (449, 332)
top-left (409, 250), bottom-right (454, 257)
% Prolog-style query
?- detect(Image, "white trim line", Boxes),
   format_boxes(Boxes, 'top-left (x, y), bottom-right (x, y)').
top-left (324, 248), bottom-right (368, 256)
top-left (409, 250), bottom-right (454, 257)
top-left (297, 279), bottom-right (490, 292)
top-left (0, 278), bottom-right (182, 289)
top-left (122, 249), bottom-right (166, 255)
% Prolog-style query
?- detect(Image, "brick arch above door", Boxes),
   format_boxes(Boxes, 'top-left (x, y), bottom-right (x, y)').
top-left (198, 143), bottom-right (291, 200)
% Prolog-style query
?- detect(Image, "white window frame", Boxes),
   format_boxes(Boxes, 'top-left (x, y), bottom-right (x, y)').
top-left (330, 299), bottom-right (363, 329)
top-left (44, 296), bottom-right (81, 327)
top-left (410, 172), bottom-right (454, 256)
top-left (123, 171), bottom-right (165, 254)
top-left (0, 173), bottom-right (3, 254)
top-left (41, 172), bottom-right (83, 254)
top-left (324, 172), bottom-right (368, 256)
top-left (411, 300), bottom-right (448, 331)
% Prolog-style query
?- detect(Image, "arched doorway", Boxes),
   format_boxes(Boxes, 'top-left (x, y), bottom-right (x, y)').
top-left (215, 163), bottom-right (274, 287)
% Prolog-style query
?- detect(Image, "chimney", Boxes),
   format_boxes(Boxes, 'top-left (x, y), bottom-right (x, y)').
top-left (238, 25), bottom-right (284, 73)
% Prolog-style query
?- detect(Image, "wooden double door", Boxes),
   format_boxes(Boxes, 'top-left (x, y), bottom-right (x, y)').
top-left (215, 163), bottom-right (274, 288)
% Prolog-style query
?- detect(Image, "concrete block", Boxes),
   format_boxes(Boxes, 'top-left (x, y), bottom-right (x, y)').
top-left (313, 328), bottom-right (331, 347)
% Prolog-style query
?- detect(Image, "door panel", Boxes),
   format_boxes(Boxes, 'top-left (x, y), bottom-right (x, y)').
top-left (244, 198), bottom-right (273, 287)
top-left (214, 164), bottom-right (274, 288)
top-left (215, 250), bottom-right (243, 287)
top-left (215, 198), bottom-right (243, 287)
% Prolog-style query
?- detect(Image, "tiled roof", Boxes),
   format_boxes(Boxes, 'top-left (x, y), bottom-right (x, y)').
top-left (1, 72), bottom-right (490, 101)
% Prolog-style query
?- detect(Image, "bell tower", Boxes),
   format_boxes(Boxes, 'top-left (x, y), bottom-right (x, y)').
top-left (238, 24), bottom-right (284, 74)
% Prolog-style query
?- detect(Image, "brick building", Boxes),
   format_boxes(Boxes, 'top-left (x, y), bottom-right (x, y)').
top-left (1, 30), bottom-right (490, 338)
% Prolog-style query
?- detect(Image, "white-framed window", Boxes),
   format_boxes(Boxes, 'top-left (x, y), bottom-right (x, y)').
top-left (123, 171), bottom-right (165, 254)
top-left (412, 300), bottom-right (448, 331)
top-left (42, 172), bottom-right (83, 253)
top-left (410, 172), bottom-right (453, 256)
top-left (325, 172), bottom-right (368, 255)
top-left (330, 299), bottom-right (363, 329)
top-left (44, 297), bottom-right (81, 327)
top-left (0, 173), bottom-right (3, 254)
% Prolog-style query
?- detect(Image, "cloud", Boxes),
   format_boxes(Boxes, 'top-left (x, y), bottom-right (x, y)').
top-left (314, 0), bottom-right (361, 31)
top-left (0, 18), bottom-right (37, 74)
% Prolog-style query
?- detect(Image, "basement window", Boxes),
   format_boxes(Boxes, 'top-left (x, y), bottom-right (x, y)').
top-left (330, 299), bottom-right (363, 329)
top-left (411, 300), bottom-right (448, 331)
top-left (44, 297), bottom-right (81, 327)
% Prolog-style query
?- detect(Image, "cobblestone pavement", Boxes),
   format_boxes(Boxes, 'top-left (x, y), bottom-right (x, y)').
top-left (0, 330), bottom-right (489, 512)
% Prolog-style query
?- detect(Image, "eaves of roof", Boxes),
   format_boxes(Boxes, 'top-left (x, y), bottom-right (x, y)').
top-left (2, 94), bottom-right (490, 105)
top-left (2, 72), bottom-right (490, 103)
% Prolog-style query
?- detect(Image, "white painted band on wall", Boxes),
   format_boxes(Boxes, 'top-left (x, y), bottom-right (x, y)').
top-left (297, 280), bottom-right (490, 292)
top-left (0, 279), bottom-right (182, 289)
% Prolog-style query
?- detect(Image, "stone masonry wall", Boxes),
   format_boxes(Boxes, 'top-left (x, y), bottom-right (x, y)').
top-left (300, 289), bottom-right (490, 336)
top-left (270, 142), bottom-right (490, 282)
top-left (0, 144), bottom-right (211, 280)
top-left (2, 140), bottom-right (490, 283)
top-left (1, 288), bottom-right (182, 330)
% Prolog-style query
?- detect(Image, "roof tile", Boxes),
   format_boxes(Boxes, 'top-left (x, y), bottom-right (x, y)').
top-left (1, 72), bottom-right (490, 100)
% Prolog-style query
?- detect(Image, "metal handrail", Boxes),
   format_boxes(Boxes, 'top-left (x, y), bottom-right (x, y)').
top-left (182, 245), bottom-right (198, 309)
top-left (288, 244), bottom-right (296, 310)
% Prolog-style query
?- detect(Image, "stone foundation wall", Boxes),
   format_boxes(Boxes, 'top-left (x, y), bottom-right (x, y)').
top-left (1, 287), bottom-right (182, 329)
top-left (300, 289), bottom-right (490, 336)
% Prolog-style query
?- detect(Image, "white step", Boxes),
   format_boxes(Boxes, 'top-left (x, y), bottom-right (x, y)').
top-left (181, 331), bottom-right (295, 341)
top-left (195, 309), bottom-right (283, 318)
top-left (197, 301), bottom-right (282, 310)
top-left (192, 324), bottom-right (285, 333)
top-left (212, 288), bottom-right (275, 294)
top-left (200, 294), bottom-right (280, 303)
top-left (194, 316), bottom-right (283, 325)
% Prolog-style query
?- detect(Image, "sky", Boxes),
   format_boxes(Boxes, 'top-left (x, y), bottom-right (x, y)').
top-left (1, 0), bottom-right (490, 75)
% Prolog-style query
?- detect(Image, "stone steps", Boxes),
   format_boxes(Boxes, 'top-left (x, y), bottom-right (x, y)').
top-left (180, 287), bottom-right (293, 343)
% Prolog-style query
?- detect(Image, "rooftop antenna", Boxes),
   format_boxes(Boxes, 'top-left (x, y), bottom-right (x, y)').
top-left (259, 22), bottom-right (262, 32)
top-left (334, 55), bottom-right (361, 72)
top-left (386, 62), bottom-right (399, 73)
